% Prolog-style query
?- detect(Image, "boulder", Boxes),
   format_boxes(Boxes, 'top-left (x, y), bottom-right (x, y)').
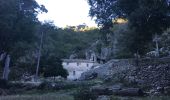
top-left (79, 72), bottom-right (98, 81)
top-left (90, 85), bottom-right (113, 95)
top-left (0, 88), bottom-right (8, 96)
top-left (113, 88), bottom-right (144, 96)
top-left (164, 86), bottom-right (170, 94)
top-left (109, 84), bottom-right (123, 91)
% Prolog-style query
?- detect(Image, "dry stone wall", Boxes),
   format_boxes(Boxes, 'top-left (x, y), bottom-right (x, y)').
top-left (80, 57), bottom-right (170, 91)
top-left (135, 57), bottom-right (170, 88)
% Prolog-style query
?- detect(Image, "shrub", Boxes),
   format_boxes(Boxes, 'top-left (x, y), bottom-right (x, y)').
top-left (74, 87), bottom-right (98, 100)
top-left (37, 81), bottom-right (51, 90)
top-left (0, 79), bottom-right (9, 89)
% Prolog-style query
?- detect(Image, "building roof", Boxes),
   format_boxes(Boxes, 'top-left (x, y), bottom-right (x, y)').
top-left (62, 59), bottom-right (96, 63)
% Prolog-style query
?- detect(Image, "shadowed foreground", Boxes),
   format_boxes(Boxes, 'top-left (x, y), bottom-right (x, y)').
top-left (0, 95), bottom-right (170, 100)
top-left (0, 94), bottom-right (74, 100)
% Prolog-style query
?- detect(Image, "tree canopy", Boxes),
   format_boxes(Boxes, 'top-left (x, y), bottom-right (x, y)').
top-left (88, 0), bottom-right (170, 54)
top-left (0, 0), bottom-right (47, 80)
top-left (0, 0), bottom-right (46, 53)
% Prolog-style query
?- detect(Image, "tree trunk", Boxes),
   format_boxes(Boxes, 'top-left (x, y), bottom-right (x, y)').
top-left (2, 54), bottom-right (10, 80)
top-left (35, 31), bottom-right (44, 81)
top-left (0, 53), bottom-right (6, 61)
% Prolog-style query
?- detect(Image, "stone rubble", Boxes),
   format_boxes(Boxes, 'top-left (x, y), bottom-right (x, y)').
top-left (80, 57), bottom-right (170, 95)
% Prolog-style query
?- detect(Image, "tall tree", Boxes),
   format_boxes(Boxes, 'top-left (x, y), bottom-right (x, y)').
top-left (41, 56), bottom-right (68, 78)
top-left (88, 0), bottom-right (170, 54)
top-left (0, 0), bottom-right (47, 80)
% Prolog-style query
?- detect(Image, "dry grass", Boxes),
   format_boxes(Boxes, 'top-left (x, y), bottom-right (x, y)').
top-left (0, 94), bottom-right (74, 100)
top-left (111, 95), bottom-right (170, 100)
top-left (0, 93), bottom-right (170, 100)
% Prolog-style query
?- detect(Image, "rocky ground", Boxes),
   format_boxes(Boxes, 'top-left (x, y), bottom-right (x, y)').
top-left (80, 57), bottom-right (170, 96)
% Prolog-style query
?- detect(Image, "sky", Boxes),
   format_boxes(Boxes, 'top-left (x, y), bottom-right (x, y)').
top-left (36, 0), bottom-right (97, 27)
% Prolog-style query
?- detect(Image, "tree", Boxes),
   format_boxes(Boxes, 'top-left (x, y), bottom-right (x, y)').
top-left (0, 0), bottom-right (46, 52)
top-left (32, 23), bottom-right (100, 79)
top-left (41, 56), bottom-right (68, 78)
top-left (88, 0), bottom-right (170, 54)
top-left (159, 28), bottom-right (170, 56)
top-left (0, 0), bottom-right (47, 80)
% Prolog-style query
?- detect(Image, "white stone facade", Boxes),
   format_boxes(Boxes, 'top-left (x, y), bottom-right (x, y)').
top-left (62, 59), bottom-right (98, 80)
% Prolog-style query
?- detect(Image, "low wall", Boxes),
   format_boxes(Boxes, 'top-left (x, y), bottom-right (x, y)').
top-left (135, 57), bottom-right (170, 88)
top-left (80, 57), bottom-right (170, 89)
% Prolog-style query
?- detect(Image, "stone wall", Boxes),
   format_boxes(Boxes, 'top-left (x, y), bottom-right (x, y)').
top-left (80, 57), bottom-right (170, 90)
top-left (80, 58), bottom-right (136, 80)
top-left (135, 57), bottom-right (170, 88)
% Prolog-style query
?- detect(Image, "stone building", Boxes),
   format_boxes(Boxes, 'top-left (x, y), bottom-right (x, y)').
top-left (62, 53), bottom-right (99, 80)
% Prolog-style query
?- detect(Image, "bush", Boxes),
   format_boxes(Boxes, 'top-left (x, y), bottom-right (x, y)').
top-left (74, 87), bottom-right (98, 100)
top-left (37, 81), bottom-right (51, 90)
top-left (0, 79), bottom-right (9, 89)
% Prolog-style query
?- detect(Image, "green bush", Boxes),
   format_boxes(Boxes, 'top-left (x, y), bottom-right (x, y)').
top-left (0, 79), bottom-right (9, 89)
top-left (37, 81), bottom-right (51, 90)
top-left (74, 87), bottom-right (98, 100)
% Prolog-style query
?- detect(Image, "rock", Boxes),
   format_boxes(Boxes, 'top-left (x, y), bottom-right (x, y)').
top-left (81, 57), bottom-right (170, 95)
top-left (87, 73), bottom-right (97, 80)
top-left (0, 88), bottom-right (7, 96)
top-left (128, 76), bottom-right (135, 81)
top-left (113, 88), bottom-right (144, 96)
top-left (109, 84), bottom-right (123, 91)
top-left (90, 85), bottom-right (113, 95)
top-left (149, 89), bottom-right (156, 94)
top-left (103, 76), bottom-right (111, 81)
top-left (79, 72), bottom-right (98, 80)
top-left (156, 86), bottom-right (164, 93)
top-left (91, 84), bottom-right (144, 97)
top-left (135, 79), bottom-right (145, 85)
top-left (164, 86), bottom-right (170, 94)
top-left (100, 47), bottom-right (112, 60)
top-left (153, 92), bottom-right (161, 96)
top-left (87, 72), bottom-right (98, 80)
top-left (80, 59), bottom-right (135, 81)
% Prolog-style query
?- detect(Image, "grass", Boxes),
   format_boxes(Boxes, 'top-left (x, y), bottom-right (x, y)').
top-left (111, 95), bottom-right (170, 100)
top-left (0, 93), bottom-right (74, 100)
top-left (0, 79), bottom-right (103, 100)
top-left (0, 79), bottom-right (169, 100)
top-left (1, 94), bottom-right (170, 100)
top-left (0, 87), bottom-right (76, 100)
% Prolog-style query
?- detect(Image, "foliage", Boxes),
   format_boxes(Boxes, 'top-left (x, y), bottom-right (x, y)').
top-left (0, 0), bottom-right (45, 52)
top-left (0, 94), bottom-right (74, 100)
top-left (160, 28), bottom-right (170, 50)
top-left (74, 87), bottom-right (98, 100)
top-left (37, 81), bottom-right (51, 90)
top-left (7, 22), bottom-right (100, 80)
top-left (110, 23), bottom-right (135, 58)
top-left (39, 22), bottom-right (100, 59)
top-left (34, 23), bottom-right (100, 79)
top-left (0, 0), bottom-right (98, 80)
top-left (88, 0), bottom-right (170, 54)
top-left (0, 0), bottom-right (47, 79)
top-left (40, 56), bottom-right (68, 78)
top-left (0, 79), bottom-right (9, 89)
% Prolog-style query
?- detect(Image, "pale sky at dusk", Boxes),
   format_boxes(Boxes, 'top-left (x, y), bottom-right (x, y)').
top-left (36, 0), bottom-right (97, 27)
